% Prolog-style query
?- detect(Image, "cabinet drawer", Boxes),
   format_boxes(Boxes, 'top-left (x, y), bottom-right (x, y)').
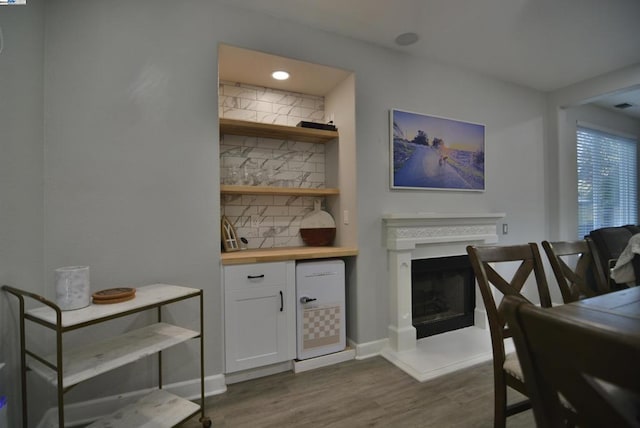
top-left (224, 262), bottom-right (287, 289)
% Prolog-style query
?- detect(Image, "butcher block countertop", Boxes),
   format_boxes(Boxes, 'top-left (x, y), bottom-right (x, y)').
top-left (221, 246), bottom-right (358, 265)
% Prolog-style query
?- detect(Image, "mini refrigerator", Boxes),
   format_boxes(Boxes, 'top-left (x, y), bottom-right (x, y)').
top-left (296, 259), bottom-right (345, 360)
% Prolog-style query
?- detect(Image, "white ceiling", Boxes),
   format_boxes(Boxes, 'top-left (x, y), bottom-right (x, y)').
top-left (220, 0), bottom-right (640, 93)
top-left (592, 86), bottom-right (640, 119)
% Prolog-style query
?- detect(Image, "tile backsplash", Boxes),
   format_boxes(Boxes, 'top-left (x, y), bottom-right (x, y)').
top-left (220, 80), bottom-right (325, 126)
top-left (219, 81), bottom-right (329, 249)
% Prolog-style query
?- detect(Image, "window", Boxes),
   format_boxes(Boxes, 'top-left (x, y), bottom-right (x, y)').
top-left (577, 125), bottom-right (638, 238)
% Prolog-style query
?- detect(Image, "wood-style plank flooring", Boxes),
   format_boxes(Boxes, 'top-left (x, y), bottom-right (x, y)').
top-left (182, 357), bottom-right (535, 428)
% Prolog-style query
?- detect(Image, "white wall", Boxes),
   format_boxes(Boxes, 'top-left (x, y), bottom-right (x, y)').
top-left (0, 1), bottom-right (45, 426)
top-left (42, 0), bottom-right (222, 405)
top-left (325, 73), bottom-right (357, 249)
top-left (4, 0), bottom-right (551, 417)
top-left (354, 53), bottom-right (548, 340)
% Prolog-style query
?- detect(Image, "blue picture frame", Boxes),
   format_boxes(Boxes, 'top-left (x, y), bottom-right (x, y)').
top-left (390, 109), bottom-right (485, 191)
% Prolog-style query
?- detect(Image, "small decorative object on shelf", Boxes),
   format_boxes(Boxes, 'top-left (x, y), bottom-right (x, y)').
top-left (300, 200), bottom-right (336, 246)
top-left (55, 266), bottom-right (90, 311)
top-left (221, 215), bottom-right (240, 252)
top-left (92, 287), bottom-right (136, 304)
top-left (296, 121), bottom-right (337, 131)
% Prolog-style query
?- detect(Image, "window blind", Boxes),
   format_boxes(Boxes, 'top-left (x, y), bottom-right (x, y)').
top-left (577, 125), bottom-right (638, 238)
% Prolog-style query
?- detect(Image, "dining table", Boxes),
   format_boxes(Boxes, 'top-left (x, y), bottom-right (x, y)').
top-left (548, 286), bottom-right (640, 337)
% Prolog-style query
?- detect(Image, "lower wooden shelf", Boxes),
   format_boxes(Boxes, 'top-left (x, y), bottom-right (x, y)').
top-left (86, 389), bottom-right (200, 428)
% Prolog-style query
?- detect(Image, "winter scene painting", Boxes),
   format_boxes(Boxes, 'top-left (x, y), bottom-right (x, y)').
top-left (391, 109), bottom-right (485, 191)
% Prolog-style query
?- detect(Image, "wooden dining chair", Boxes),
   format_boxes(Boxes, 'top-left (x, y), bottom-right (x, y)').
top-left (541, 240), bottom-right (602, 303)
top-left (466, 243), bottom-right (553, 428)
top-left (504, 295), bottom-right (640, 428)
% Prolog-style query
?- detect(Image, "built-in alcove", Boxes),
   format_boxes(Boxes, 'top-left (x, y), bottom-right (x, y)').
top-left (217, 43), bottom-right (357, 249)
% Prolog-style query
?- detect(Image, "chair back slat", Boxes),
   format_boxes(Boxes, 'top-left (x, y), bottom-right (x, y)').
top-left (467, 243), bottom-right (552, 351)
top-left (467, 243), bottom-right (553, 427)
top-left (542, 240), bottom-right (599, 303)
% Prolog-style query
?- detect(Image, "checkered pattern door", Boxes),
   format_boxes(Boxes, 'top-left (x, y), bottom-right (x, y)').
top-left (302, 305), bottom-right (341, 350)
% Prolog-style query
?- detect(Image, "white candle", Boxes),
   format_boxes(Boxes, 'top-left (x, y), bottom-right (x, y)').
top-left (55, 266), bottom-right (90, 311)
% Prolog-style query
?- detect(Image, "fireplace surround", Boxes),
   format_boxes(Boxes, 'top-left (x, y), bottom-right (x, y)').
top-left (381, 212), bottom-right (505, 381)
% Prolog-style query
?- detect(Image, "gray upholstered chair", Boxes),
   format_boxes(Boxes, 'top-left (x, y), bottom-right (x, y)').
top-left (586, 225), bottom-right (640, 291)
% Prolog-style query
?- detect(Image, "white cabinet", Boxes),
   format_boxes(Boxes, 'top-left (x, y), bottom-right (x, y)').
top-left (223, 261), bottom-right (296, 372)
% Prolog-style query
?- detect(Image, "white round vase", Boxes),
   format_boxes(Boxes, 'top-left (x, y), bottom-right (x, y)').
top-left (55, 266), bottom-right (90, 311)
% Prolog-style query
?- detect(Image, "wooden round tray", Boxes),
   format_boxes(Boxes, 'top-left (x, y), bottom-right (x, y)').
top-left (92, 287), bottom-right (136, 304)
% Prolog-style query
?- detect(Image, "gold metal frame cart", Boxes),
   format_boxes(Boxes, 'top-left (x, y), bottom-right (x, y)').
top-left (2, 283), bottom-right (211, 428)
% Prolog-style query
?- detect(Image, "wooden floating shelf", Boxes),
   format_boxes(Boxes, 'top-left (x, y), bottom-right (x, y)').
top-left (219, 118), bottom-right (338, 143)
top-left (221, 185), bottom-right (339, 196)
top-left (221, 246), bottom-right (359, 265)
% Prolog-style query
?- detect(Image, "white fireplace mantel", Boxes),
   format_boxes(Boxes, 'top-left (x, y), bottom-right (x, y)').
top-left (382, 212), bottom-right (506, 251)
top-left (381, 212), bottom-right (505, 381)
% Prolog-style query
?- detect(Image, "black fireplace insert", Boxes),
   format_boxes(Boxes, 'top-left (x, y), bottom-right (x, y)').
top-left (411, 255), bottom-right (475, 339)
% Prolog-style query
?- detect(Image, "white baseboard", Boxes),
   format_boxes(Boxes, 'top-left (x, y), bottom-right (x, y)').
top-left (224, 360), bottom-right (293, 385)
top-left (293, 348), bottom-right (355, 373)
top-left (348, 338), bottom-right (389, 360)
top-left (37, 373), bottom-right (226, 428)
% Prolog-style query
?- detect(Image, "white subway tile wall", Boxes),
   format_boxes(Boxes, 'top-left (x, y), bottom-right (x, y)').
top-left (219, 81), bottom-right (328, 249)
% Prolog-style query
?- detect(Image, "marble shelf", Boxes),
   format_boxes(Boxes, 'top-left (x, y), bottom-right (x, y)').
top-left (29, 322), bottom-right (199, 388)
top-left (87, 389), bottom-right (200, 428)
top-left (26, 284), bottom-right (200, 329)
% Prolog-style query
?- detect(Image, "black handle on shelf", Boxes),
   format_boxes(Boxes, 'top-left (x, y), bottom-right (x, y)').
top-left (279, 291), bottom-right (283, 312)
top-left (247, 274), bottom-right (265, 279)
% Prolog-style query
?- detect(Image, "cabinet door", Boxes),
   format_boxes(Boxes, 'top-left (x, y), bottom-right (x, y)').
top-left (224, 288), bottom-right (288, 373)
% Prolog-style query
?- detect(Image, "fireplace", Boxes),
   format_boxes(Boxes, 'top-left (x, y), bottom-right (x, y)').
top-left (412, 255), bottom-right (475, 338)
top-left (381, 212), bottom-right (505, 381)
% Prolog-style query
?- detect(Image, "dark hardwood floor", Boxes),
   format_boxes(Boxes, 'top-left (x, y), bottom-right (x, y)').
top-left (182, 357), bottom-right (535, 428)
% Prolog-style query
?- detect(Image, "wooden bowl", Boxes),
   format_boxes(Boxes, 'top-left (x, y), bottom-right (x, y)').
top-left (300, 227), bottom-right (336, 246)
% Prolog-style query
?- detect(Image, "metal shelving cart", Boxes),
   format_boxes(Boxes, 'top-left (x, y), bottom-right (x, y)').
top-left (2, 283), bottom-right (211, 428)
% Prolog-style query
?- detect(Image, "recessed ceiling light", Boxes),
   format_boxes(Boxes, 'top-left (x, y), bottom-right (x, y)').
top-left (395, 32), bottom-right (419, 46)
top-left (272, 70), bottom-right (290, 80)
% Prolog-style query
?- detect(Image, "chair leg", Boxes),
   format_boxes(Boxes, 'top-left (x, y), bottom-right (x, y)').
top-left (494, 380), bottom-right (507, 428)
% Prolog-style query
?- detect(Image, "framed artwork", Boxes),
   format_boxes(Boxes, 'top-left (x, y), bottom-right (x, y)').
top-left (221, 215), bottom-right (240, 252)
top-left (390, 109), bottom-right (485, 191)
